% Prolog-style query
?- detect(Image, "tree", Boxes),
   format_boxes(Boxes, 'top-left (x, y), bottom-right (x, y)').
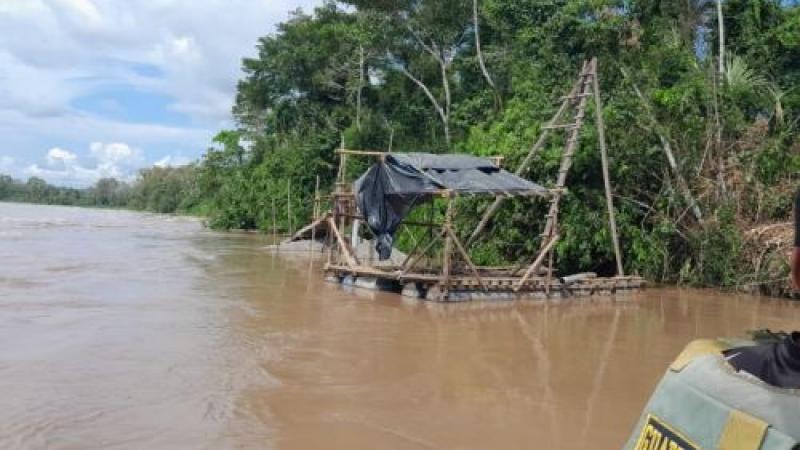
top-left (345, 0), bottom-right (473, 146)
top-left (93, 178), bottom-right (121, 206)
top-left (25, 177), bottom-right (48, 203)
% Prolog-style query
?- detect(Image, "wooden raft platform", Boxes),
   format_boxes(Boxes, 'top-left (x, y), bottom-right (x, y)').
top-left (298, 58), bottom-right (648, 303)
top-left (325, 264), bottom-right (645, 302)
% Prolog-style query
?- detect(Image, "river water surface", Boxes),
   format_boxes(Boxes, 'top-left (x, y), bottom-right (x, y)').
top-left (1, 202), bottom-right (799, 450)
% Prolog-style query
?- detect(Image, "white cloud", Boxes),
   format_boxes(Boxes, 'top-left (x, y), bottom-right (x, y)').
top-left (25, 142), bottom-right (148, 186)
top-left (46, 147), bottom-right (78, 165)
top-left (51, 0), bottom-right (103, 25)
top-left (0, 0), bottom-right (321, 122)
top-left (90, 142), bottom-right (142, 165)
top-left (0, 51), bottom-right (82, 118)
top-left (154, 155), bottom-right (191, 168)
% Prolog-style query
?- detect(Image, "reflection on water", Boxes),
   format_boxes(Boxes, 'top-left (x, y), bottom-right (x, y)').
top-left (1, 202), bottom-right (799, 450)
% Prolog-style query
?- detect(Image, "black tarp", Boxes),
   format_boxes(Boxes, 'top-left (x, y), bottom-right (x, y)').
top-left (354, 153), bottom-right (549, 260)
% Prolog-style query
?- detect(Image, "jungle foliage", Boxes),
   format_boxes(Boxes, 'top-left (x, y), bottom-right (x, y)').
top-left (196, 0), bottom-right (800, 290)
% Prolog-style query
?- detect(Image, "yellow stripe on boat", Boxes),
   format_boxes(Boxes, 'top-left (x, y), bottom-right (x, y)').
top-left (718, 410), bottom-right (768, 450)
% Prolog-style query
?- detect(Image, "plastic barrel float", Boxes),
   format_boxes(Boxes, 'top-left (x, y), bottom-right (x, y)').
top-left (624, 331), bottom-right (800, 450)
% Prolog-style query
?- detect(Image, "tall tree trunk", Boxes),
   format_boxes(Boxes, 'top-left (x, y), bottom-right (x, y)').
top-left (356, 45), bottom-right (364, 130)
top-left (399, 66), bottom-right (450, 146)
top-left (622, 67), bottom-right (704, 224)
top-left (717, 0), bottom-right (725, 76)
top-left (404, 28), bottom-right (453, 147)
top-left (473, 0), bottom-right (501, 110)
top-left (438, 54), bottom-right (452, 146)
top-left (712, 62), bottom-right (727, 200)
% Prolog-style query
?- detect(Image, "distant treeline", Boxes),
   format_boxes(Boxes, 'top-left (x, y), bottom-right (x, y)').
top-left (0, 165), bottom-right (208, 215)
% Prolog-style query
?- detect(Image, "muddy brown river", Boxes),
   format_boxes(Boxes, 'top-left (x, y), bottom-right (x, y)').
top-left (1, 202), bottom-right (799, 450)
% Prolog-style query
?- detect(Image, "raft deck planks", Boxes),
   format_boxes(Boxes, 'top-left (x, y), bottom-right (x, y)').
top-left (325, 264), bottom-right (645, 301)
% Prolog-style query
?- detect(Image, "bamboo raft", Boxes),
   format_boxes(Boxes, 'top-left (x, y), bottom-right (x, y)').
top-left (291, 58), bottom-right (646, 302)
top-left (326, 264), bottom-right (645, 301)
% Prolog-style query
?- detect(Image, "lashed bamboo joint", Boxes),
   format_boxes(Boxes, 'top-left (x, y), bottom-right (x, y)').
top-left (290, 58), bottom-right (645, 302)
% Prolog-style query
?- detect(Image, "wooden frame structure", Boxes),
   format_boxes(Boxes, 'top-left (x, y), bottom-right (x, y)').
top-left (291, 58), bottom-right (645, 301)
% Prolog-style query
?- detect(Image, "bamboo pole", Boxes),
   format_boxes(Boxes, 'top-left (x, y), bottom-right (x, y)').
top-left (439, 195), bottom-right (455, 300)
top-left (314, 175), bottom-right (321, 217)
top-left (591, 58), bottom-right (624, 276)
top-left (326, 218), bottom-right (334, 268)
top-left (287, 179), bottom-right (293, 236)
top-left (272, 196), bottom-right (278, 243)
top-left (311, 176), bottom-right (320, 253)
top-left (515, 234), bottom-right (560, 292)
top-left (400, 227), bottom-right (425, 268)
top-left (328, 216), bottom-right (359, 268)
top-left (540, 66), bottom-right (592, 246)
top-left (545, 239), bottom-right (555, 296)
top-left (289, 215), bottom-right (328, 243)
top-left (449, 226), bottom-right (488, 292)
top-left (336, 149), bottom-right (387, 157)
top-left (402, 233), bottom-right (443, 275)
top-left (466, 61), bottom-right (590, 247)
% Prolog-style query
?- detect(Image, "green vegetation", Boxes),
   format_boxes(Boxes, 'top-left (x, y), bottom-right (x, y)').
top-left (0, 165), bottom-right (207, 215)
top-left (5, 0), bottom-right (800, 292)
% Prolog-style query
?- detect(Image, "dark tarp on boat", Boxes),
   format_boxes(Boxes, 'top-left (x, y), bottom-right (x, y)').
top-left (353, 153), bottom-right (549, 260)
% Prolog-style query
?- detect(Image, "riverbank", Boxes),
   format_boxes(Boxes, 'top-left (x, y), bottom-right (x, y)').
top-left (739, 221), bottom-right (796, 297)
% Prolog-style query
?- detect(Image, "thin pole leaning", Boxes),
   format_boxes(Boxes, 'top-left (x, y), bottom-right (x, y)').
top-left (591, 58), bottom-right (624, 276)
top-left (287, 179), bottom-right (293, 236)
top-left (449, 227), bottom-right (488, 292)
top-left (327, 216), bottom-right (359, 269)
top-left (466, 60), bottom-right (590, 247)
top-left (515, 234), bottom-right (560, 292)
top-left (401, 233), bottom-right (443, 276)
top-left (310, 175), bottom-right (320, 253)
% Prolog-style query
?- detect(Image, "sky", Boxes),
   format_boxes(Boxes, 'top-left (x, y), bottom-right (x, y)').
top-left (0, 0), bottom-right (320, 187)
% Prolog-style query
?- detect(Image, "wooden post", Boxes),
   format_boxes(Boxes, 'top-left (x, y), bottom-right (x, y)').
top-left (311, 176), bottom-right (320, 253)
top-left (591, 58), bottom-right (624, 276)
top-left (400, 228), bottom-right (426, 269)
top-left (326, 217), bottom-right (334, 267)
top-left (351, 219), bottom-right (360, 249)
top-left (401, 233), bottom-right (443, 275)
top-left (328, 216), bottom-right (359, 268)
top-left (272, 196), bottom-right (278, 244)
top-left (439, 193), bottom-right (455, 300)
top-left (287, 179), bottom-right (293, 236)
top-left (314, 175), bottom-right (321, 218)
top-left (449, 227), bottom-right (488, 292)
top-left (515, 234), bottom-right (560, 292)
top-left (545, 223), bottom-right (557, 296)
top-left (428, 199), bottom-right (435, 268)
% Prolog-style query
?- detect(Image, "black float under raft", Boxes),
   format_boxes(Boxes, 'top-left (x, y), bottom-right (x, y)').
top-left (289, 57), bottom-right (645, 302)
